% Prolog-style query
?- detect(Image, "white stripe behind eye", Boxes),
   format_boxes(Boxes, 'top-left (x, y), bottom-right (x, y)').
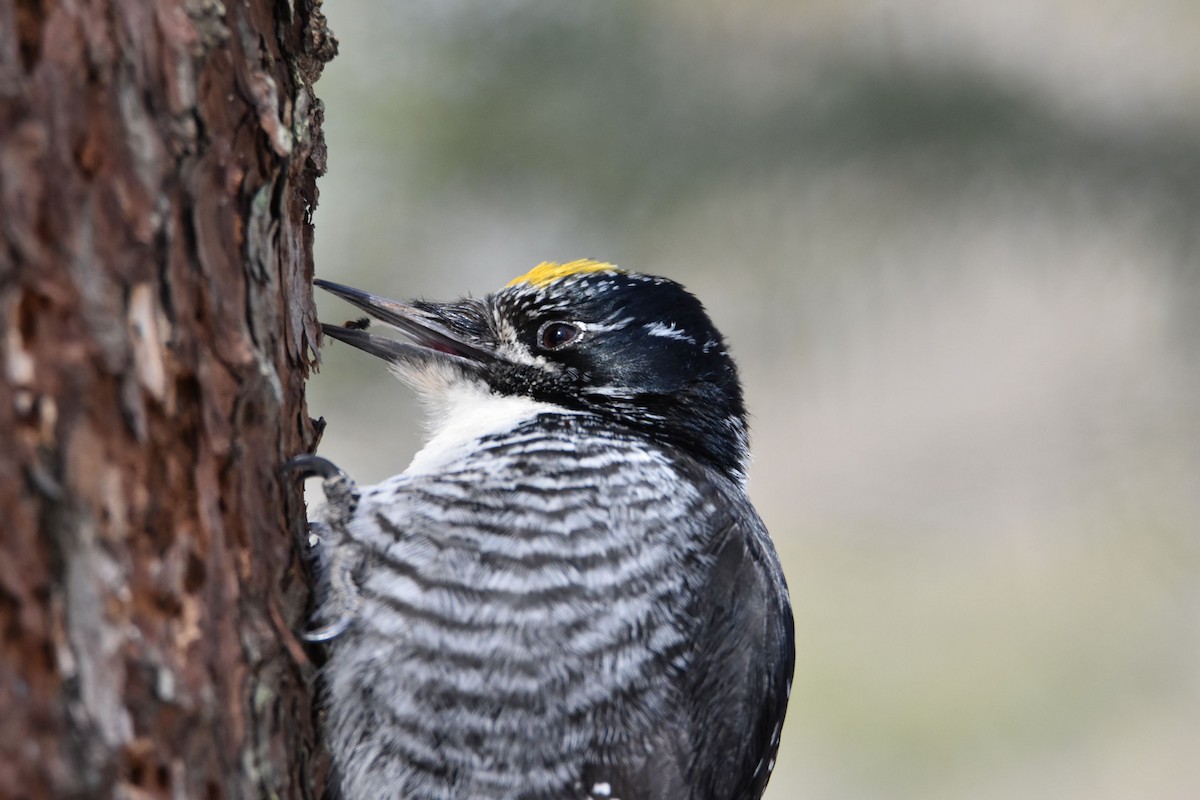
top-left (643, 321), bottom-right (695, 344)
top-left (587, 315), bottom-right (636, 333)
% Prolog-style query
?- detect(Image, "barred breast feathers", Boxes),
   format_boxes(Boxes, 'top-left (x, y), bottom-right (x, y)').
top-left (321, 405), bottom-right (723, 798)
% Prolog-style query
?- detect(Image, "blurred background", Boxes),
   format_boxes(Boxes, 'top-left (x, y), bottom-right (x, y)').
top-left (307, 2), bottom-right (1200, 797)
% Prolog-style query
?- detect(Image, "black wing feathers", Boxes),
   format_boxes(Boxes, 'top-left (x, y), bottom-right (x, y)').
top-left (684, 510), bottom-right (794, 800)
top-left (578, 496), bottom-right (793, 800)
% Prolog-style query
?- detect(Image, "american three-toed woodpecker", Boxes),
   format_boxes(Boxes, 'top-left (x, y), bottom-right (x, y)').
top-left (302, 260), bottom-right (794, 800)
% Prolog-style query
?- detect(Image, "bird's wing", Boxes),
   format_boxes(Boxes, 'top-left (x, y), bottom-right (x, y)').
top-left (578, 497), bottom-right (794, 800)
top-left (682, 506), bottom-right (795, 800)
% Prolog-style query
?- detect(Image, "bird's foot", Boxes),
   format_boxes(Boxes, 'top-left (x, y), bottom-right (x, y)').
top-left (286, 454), bottom-right (365, 641)
top-left (286, 454), bottom-right (360, 528)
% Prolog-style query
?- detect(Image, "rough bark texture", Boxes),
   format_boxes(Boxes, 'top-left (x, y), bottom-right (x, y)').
top-left (0, 0), bottom-right (336, 797)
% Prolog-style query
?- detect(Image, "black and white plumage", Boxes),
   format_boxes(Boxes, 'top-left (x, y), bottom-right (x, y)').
top-left (303, 260), bottom-right (794, 800)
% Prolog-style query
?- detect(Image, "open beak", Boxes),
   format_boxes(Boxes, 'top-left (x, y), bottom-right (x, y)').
top-left (315, 279), bottom-right (495, 368)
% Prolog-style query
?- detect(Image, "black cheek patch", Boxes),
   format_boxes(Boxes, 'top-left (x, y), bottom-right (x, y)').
top-left (489, 362), bottom-right (582, 407)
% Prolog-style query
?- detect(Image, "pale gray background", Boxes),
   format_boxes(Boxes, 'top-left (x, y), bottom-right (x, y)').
top-left (308, 2), bottom-right (1200, 797)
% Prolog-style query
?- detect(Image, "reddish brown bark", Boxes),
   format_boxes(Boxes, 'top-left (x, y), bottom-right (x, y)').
top-left (0, 0), bottom-right (336, 796)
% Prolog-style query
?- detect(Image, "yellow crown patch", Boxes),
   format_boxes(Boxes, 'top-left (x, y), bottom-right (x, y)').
top-left (506, 259), bottom-right (623, 288)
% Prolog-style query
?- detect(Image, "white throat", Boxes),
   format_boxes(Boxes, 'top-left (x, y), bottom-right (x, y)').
top-left (404, 382), bottom-right (562, 476)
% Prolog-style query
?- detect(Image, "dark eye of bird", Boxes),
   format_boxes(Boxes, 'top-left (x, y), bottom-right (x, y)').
top-left (538, 321), bottom-right (580, 351)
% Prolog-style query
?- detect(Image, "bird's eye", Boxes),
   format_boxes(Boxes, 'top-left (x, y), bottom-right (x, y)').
top-left (538, 321), bottom-right (581, 351)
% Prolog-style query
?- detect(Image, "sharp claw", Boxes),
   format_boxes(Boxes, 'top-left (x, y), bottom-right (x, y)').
top-left (303, 614), bottom-right (356, 642)
top-left (286, 453), bottom-right (360, 520)
top-left (284, 454), bottom-right (346, 481)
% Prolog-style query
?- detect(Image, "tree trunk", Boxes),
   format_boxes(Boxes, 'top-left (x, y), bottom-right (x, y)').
top-left (0, 0), bottom-right (336, 796)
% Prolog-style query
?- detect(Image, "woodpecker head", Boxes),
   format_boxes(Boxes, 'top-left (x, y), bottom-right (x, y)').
top-left (317, 260), bottom-right (749, 480)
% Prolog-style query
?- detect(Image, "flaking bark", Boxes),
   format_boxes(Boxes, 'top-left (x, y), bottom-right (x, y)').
top-left (0, 0), bottom-right (336, 796)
